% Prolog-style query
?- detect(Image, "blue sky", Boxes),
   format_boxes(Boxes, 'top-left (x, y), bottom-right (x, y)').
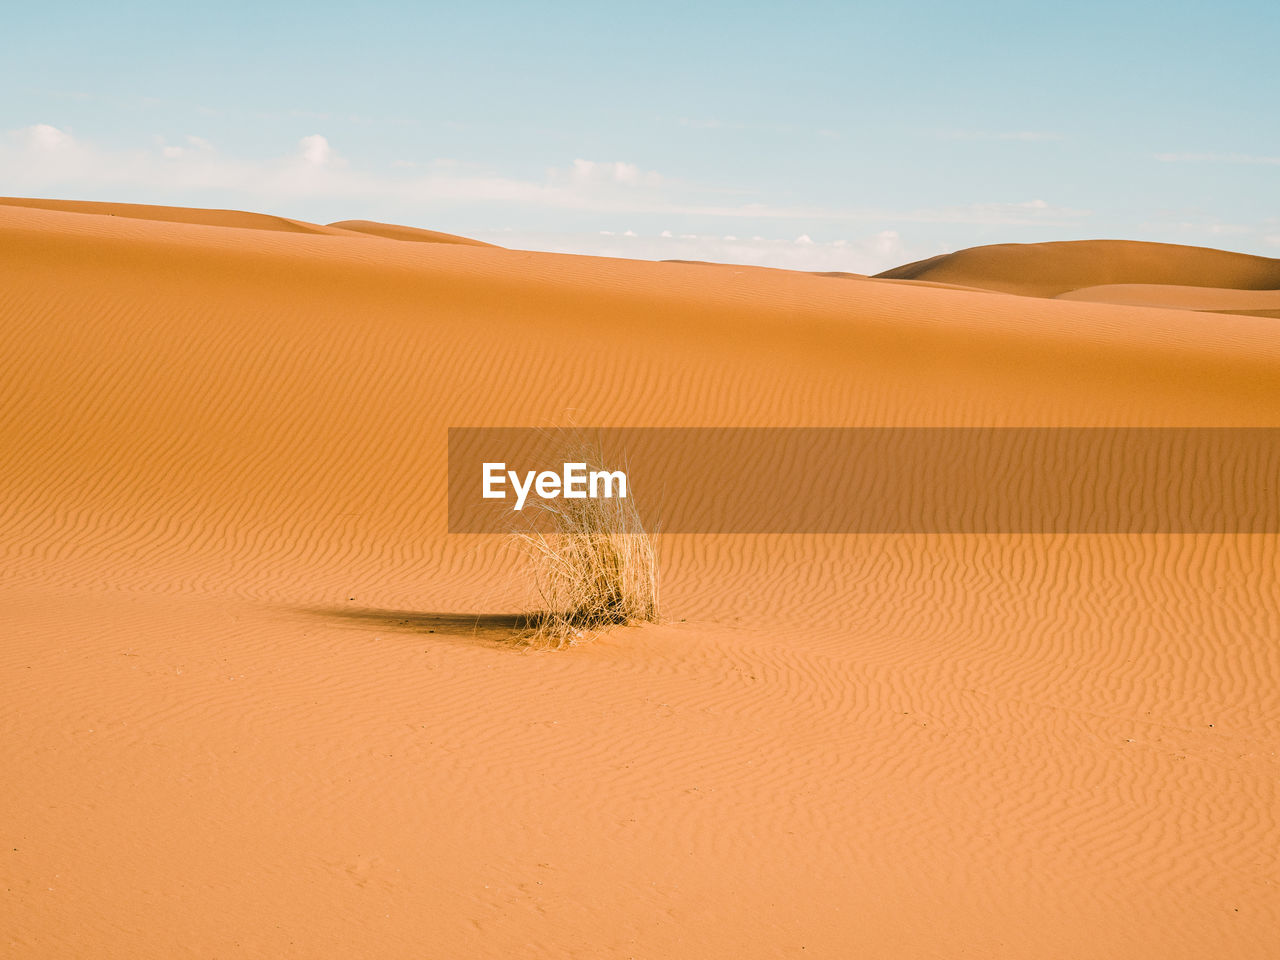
top-left (4, 0), bottom-right (1277, 271)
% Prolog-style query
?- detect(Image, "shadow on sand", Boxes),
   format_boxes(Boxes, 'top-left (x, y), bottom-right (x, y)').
top-left (295, 605), bottom-right (526, 645)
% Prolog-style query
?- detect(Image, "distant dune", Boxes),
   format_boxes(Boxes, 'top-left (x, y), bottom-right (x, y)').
top-left (0, 196), bottom-right (365, 236)
top-left (875, 239), bottom-right (1280, 305)
top-left (2, 200), bottom-right (1278, 959)
top-left (328, 219), bottom-right (499, 246)
top-left (0, 199), bottom-right (498, 248)
top-left (1057, 282), bottom-right (1280, 318)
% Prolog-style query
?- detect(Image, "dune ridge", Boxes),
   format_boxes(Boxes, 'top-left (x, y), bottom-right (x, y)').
top-left (875, 239), bottom-right (1280, 309)
top-left (0, 199), bottom-right (497, 248)
top-left (0, 196), bottom-right (373, 236)
top-left (2, 200), bottom-right (1278, 958)
top-left (1057, 282), bottom-right (1280, 318)
top-left (328, 219), bottom-right (499, 246)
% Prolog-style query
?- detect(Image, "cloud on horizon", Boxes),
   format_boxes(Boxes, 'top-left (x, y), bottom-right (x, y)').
top-left (1, 124), bottom-right (1089, 231)
top-left (7, 124), bottom-right (1275, 268)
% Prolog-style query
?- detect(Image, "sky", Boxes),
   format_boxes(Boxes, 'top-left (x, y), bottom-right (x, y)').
top-left (3, 0), bottom-right (1278, 272)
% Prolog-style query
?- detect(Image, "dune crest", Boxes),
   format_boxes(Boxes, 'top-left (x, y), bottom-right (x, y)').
top-left (0, 196), bottom-right (371, 236)
top-left (876, 239), bottom-right (1280, 301)
top-left (328, 219), bottom-right (499, 246)
top-left (1057, 282), bottom-right (1280, 318)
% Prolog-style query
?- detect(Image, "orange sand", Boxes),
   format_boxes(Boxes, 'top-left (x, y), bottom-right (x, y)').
top-left (2, 199), bottom-right (1277, 958)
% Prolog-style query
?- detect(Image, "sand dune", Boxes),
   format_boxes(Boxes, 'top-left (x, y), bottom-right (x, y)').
top-left (876, 238), bottom-right (1280, 300)
top-left (2, 200), bottom-right (1278, 958)
top-left (1058, 282), bottom-right (1280, 318)
top-left (0, 196), bottom-right (369, 236)
top-left (328, 218), bottom-right (498, 246)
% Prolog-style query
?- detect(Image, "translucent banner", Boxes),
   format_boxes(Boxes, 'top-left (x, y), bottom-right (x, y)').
top-left (448, 427), bottom-right (1280, 534)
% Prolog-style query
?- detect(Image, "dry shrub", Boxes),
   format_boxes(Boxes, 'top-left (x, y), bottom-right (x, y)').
top-left (513, 446), bottom-right (659, 648)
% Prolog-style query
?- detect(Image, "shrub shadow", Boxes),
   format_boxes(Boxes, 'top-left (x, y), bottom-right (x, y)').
top-left (296, 605), bottom-right (525, 645)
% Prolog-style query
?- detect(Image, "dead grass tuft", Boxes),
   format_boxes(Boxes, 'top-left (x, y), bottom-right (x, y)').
top-left (512, 444), bottom-right (658, 648)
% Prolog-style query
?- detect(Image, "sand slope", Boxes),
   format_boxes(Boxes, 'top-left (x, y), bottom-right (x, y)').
top-left (328, 219), bottom-right (499, 246)
top-left (2, 202), bottom-right (1278, 959)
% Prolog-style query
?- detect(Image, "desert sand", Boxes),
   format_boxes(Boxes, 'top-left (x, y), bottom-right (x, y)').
top-left (2, 198), bottom-right (1278, 958)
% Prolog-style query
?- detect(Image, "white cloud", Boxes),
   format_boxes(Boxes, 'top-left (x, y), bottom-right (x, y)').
top-left (159, 135), bottom-right (213, 160)
top-left (1127, 212), bottom-right (1280, 254)
top-left (19, 123), bottom-right (75, 150)
top-left (568, 158), bottom-right (659, 187)
top-left (6, 124), bottom-right (101, 182)
top-left (888, 199), bottom-right (1087, 226)
top-left (0, 126), bottom-right (1090, 229)
top-left (299, 134), bottom-right (332, 166)
top-left (870, 229), bottom-right (901, 256)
